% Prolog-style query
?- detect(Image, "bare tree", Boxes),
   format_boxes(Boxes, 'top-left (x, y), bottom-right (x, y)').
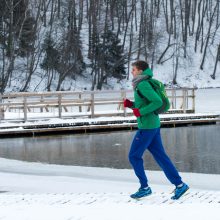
top-left (200, 1), bottom-right (218, 70)
top-left (210, 44), bottom-right (220, 79)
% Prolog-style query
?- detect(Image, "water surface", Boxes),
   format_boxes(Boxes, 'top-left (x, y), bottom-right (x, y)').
top-left (0, 125), bottom-right (219, 174)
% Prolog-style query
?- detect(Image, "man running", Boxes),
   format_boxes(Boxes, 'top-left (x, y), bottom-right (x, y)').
top-left (124, 60), bottom-right (189, 200)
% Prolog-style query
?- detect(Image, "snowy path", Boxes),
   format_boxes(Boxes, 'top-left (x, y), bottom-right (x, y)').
top-left (0, 190), bottom-right (220, 206)
top-left (0, 191), bottom-right (219, 220)
top-left (0, 158), bottom-right (219, 220)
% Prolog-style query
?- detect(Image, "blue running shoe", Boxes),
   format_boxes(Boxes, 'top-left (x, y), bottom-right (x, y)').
top-left (130, 187), bottom-right (152, 199)
top-left (171, 183), bottom-right (189, 200)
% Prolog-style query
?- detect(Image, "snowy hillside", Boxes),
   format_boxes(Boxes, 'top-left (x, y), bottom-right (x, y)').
top-left (0, 0), bottom-right (220, 93)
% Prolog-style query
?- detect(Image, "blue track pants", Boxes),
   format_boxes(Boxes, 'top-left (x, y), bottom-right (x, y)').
top-left (129, 128), bottom-right (183, 188)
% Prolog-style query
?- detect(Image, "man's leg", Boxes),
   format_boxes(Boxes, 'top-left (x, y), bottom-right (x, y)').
top-left (128, 128), bottom-right (158, 188)
top-left (148, 128), bottom-right (183, 186)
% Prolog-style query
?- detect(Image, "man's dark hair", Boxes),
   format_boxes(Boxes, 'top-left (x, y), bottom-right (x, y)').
top-left (131, 60), bottom-right (149, 71)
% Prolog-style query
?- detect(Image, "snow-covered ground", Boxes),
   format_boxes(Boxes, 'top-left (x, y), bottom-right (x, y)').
top-left (0, 158), bottom-right (219, 220)
top-left (195, 88), bottom-right (220, 113)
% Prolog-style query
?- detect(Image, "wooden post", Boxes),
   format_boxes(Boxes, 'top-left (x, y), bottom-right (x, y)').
top-left (58, 94), bottom-right (62, 118)
top-left (171, 89), bottom-right (175, 109)
top-left (8, 100), bottom-right (11, 112)
top-left (182, 89), bottom-right (186, 113)
top-left (91, 93), bottom-right (95, 118)
top-left (192, 89), bottom-right (195, 113)
top-left (40, 95), bottom-right (44, 113)
top-left (79, 93), bottom-right (82, 112)
top-left (0, 95), bottom-right (4, 121)
top-left (175, 89), bottom-right (177, 109)
top-left (24, 97), bottom-right (27, 122)
top-left (186, 90), bottom-right (189, 110)
top-left (121, 90), bottom-right (127, 117)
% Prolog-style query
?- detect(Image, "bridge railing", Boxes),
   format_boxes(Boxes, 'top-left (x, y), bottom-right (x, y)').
top-left (0, 88), bottom-right (196, 122)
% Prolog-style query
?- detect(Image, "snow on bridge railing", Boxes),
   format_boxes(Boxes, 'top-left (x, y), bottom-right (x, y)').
top-left (0, 88), bottom-right (196, 122)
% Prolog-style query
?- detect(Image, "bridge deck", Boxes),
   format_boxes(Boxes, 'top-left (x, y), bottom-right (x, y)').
top-left (0, 113), bottom-right (219, 136)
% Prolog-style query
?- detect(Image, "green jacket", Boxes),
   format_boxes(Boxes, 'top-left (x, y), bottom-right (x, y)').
top-left (133, 68), bottom-right (163, 129)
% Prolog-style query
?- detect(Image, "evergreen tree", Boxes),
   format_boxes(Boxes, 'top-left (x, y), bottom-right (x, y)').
top-left (40, 34), bottom-right (60, 91)
top-left (55, 29), bottom-right (85, 90)
top-left (41, 35), bottom-right (59, 72)
top-left (96, 30), bottom-right (126, 89)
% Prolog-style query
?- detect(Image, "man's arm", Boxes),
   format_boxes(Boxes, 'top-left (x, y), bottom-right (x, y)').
top-left (137, 81), bottom-right (163, 115)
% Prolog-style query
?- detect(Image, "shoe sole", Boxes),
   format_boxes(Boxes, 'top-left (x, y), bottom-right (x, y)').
top-left (130, 192), bottom-right (152, 200)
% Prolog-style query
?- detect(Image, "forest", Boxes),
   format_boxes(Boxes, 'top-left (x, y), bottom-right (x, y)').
top-left (0, 0), bottom-right (220, 92)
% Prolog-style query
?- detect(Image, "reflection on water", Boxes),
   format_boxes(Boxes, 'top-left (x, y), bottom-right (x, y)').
top-left (0, 125), bottom-right (219, 174)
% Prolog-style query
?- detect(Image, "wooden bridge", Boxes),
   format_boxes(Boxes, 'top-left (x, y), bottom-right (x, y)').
top-left (0, 88), bottom-right (195, 122)
top-left (0, 88), bottom-right (219, 136)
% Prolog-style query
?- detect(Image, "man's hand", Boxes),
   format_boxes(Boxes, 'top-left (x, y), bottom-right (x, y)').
top-left (123, 99), bottom-right (133, 108)
top-left (132, 108), bottom-right (141, 117)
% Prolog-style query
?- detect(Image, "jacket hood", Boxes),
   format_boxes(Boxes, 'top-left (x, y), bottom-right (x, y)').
top-left (142, 68), bottom-right (153, 77)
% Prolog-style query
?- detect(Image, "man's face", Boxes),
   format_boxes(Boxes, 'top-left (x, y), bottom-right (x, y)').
top-left (131, 66), bottom-right (142, 77)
